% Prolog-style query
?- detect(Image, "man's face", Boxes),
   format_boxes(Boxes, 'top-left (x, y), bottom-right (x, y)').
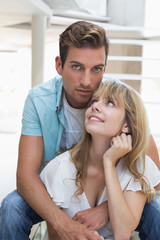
top-left (56, 46), bottom-right (106, 109)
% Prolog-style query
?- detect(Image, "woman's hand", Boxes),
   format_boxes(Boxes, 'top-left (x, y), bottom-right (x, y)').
top-left (103, 133), bottom-right (132, 166)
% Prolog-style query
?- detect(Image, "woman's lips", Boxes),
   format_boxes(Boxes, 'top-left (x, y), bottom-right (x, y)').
top-left (89, 115), bottom-right (103, 122)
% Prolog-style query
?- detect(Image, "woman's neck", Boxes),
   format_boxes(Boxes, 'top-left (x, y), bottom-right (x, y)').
top-left (88, 136), bottom-right (111, 168)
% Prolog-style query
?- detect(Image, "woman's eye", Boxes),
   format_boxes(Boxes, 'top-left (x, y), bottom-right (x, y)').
top-left (107, 100), bottom-right (114, 106)
top-left (91, 99), bottom-right (97, 104)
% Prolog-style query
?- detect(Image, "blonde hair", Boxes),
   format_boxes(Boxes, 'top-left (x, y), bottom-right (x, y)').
top-left (70, 80), bottom-right (156, 202)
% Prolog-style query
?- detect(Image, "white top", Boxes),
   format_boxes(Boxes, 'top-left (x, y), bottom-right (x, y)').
top-left (63, 94), bottom-right (86, 148)
top-left (40, 151), bottom-right (160, 240)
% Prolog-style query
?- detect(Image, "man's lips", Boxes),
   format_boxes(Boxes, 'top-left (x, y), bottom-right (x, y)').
top-left (76, 88), bottom-right (92, 96)
top-left (89, 115), bottom-right (103, 122)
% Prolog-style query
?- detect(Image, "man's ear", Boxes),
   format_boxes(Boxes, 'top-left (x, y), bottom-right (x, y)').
top-left (104, 62), bottom-right (107, 72)
top-left (121, 122), bottom-right (130, 134)
top-left (55, 56), bottom-right (62, 76)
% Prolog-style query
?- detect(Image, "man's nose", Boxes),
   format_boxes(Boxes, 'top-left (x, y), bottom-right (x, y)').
top-left (80, 69), bottom-right (91, 87)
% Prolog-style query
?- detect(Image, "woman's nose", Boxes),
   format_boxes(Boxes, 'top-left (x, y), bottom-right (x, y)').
top-left (92, 101), bottom-right (101, 112)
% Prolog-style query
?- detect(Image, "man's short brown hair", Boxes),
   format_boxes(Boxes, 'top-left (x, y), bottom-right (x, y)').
top-left (59, 21), bottom-right (109, 68)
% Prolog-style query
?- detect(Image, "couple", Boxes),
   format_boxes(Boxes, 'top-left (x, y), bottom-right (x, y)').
top-left (0, 20), bottom-right (160, 240)
top-left (40, 80), bottom-right (160, 239)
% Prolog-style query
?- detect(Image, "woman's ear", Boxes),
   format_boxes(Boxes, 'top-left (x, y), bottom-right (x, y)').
top-left (55, 56), bottom-right (62, 76)
top-left (121, 122), bottom-right (130, 134)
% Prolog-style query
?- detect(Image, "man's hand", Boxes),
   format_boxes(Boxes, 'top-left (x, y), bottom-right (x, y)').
top-left (47, 220), bottom-right (104, 240)
top-left (72, 201), bottom-right (109, 231)
top-left (55, 211), bottom-right (104, 240)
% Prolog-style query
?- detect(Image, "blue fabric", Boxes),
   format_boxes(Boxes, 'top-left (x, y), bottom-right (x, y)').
top-left (21, 76), bottom-right (65, 165)
top-left (0, 190), bottom-right (43, 240)
top-left (136, 194), bottom-right (160, 239)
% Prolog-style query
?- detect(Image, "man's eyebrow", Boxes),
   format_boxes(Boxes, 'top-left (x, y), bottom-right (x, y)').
top-left (70, 61), bottom-right (105, 67)
top-left (70, 61), bottom-right (84, 66)
top-left (94, 64), bottom-right (105, 67)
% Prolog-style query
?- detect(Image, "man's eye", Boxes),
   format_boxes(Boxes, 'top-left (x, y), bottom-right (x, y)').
top-left (72, 65), bottom-right (81, 70)
top-left (93, 67), bottom-right (101, 73)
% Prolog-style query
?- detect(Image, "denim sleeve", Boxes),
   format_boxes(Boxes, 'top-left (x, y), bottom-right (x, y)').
top-left (21, 94), bottom-right (42, 136)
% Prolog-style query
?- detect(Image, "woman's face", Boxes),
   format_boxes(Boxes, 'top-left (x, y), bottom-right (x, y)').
top-left (85, 96), bottom-right (126, 138)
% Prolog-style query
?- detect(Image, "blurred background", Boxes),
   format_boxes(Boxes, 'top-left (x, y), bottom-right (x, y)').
top-left (0, 0), bottom-right (160, 204)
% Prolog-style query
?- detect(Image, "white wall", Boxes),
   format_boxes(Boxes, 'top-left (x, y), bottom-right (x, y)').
top-left (0, 132), bottom-right (20, 204)
top-left (0, 48), bottom-right (31, 204)
top-left (145, 0), bottom-right (160, 28)
top-left (108, 0), bottom-right (160, 28)
top-left (107, 0), bottom-right (145, 26)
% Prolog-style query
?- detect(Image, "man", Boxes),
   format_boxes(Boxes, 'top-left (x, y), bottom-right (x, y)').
top-left (0, 21), bottom-right (160, 240)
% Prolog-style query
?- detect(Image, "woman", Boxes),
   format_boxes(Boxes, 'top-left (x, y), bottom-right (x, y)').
top-left (40, 80), bottom-right (160, 240)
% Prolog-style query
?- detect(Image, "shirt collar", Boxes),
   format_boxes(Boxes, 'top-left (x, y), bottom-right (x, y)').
top-left (55, 76), bottom-right (64, 114)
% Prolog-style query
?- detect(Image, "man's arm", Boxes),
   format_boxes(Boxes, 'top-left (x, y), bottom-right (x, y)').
top-left (16, 135), bottom-right (102, 240)
top-left (147, 135), bottom-right (160, 190)
top-left (147, 135), bottom-right (160, 170)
